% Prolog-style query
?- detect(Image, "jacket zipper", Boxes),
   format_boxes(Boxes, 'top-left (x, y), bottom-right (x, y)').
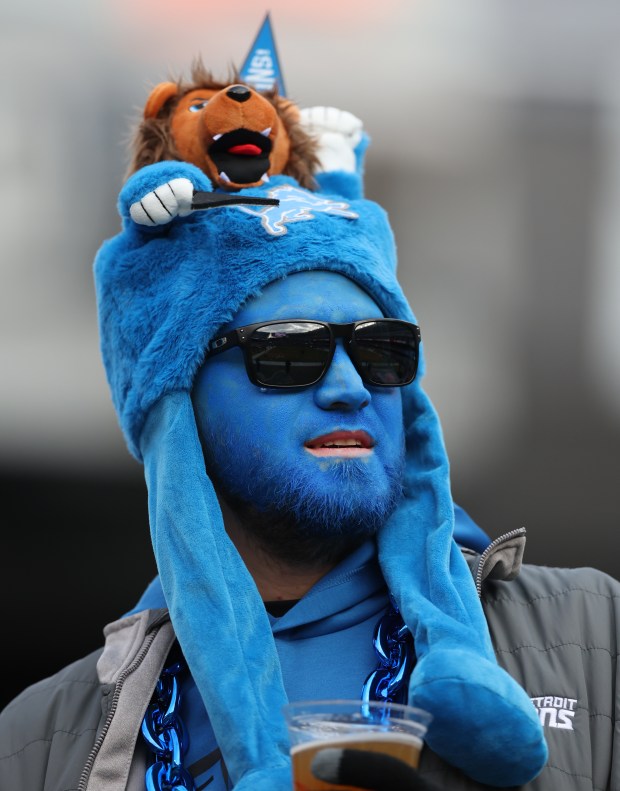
top-left (77, 625), bottom-right (160, 791)
top-left (474, 527), bottom-right (527, 597)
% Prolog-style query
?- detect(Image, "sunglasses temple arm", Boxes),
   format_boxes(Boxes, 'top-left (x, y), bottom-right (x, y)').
top-left (205, 331), bottom-right (239, 358)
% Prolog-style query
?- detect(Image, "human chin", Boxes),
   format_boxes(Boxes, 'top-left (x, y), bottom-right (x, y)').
top-left (288, 452), bottom-right (405, 537)
top-left (203, 420), bottom-right (405, 539)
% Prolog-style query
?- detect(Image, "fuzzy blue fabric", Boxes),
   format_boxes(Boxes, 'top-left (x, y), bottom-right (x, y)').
top-left (141, 391), bottom-right (291, 787)
top-left (94, 157), bottom-right (547, 787)
top-left (379, 383), bottom-right (547, 785)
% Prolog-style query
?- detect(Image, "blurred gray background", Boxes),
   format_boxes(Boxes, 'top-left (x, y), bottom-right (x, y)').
top-left (2, 0), bottom-right (619, 704)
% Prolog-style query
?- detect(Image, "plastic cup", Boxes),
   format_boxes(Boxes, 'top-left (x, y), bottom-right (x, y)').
top-left (283, 699), bottom-right (432, 791)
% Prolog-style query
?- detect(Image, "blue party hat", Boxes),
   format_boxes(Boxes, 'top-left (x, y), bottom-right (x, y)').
top-left (239, 13), bottom-right (286, 95)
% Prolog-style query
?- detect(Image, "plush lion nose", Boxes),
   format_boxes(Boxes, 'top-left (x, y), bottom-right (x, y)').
top-left (226, 85), bottom-right (252, 103)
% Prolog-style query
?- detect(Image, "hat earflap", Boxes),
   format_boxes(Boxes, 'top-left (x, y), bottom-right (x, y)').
top-left (378, 384), bottom-right (548, 787)
top-left (141, 391), bottom-right (293, 790)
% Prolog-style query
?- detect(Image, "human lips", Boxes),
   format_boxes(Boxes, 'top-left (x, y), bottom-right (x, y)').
top-left (304, 430), bottom-right (375, 458)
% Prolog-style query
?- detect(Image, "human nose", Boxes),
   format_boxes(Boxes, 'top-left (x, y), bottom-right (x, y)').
top-left (313, 342), bottom-right (371, 411)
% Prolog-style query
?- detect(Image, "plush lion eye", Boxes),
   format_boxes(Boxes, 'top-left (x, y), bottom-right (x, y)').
top-left (189, 100), bottom-right (208, 112)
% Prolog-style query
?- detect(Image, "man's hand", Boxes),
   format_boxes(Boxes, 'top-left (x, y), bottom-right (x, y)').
top-left (311, 748), bottom-right (444, 791)
top-left (129, 177), bottom-right (194, 226)
top-left (298, 106), bottom-right (363, 174)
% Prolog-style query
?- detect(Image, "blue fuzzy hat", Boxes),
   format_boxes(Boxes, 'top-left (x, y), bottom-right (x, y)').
top-left (95, 157), bottom-right (547, 788)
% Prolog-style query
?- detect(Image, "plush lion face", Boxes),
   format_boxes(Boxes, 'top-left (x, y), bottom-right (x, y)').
top-left (128, 62), bottom-right (318, 191)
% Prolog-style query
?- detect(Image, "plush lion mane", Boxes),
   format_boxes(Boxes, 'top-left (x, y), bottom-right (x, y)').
top-left (126, 58), bottom-right (319, 189)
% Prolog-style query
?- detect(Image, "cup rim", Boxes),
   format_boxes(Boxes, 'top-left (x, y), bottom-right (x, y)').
top-left (282, 698), bottom-right (433, 726)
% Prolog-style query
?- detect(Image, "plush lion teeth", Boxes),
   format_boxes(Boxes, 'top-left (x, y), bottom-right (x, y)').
top-left (213, 133), bottom-right (223, 141)
top-left (261, 172), bottom-right (270, 183)
top-left (219, 171), bottom-right (231, 182)
top-left (260, 127), bottom-right (271, 137)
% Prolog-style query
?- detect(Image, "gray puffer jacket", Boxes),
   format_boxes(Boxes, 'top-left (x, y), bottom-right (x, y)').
top-left (1, 532), bottom-right (619, 791)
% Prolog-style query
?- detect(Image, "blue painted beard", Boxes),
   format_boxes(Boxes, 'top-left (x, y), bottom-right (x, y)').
top-left (200, 422), bottom-right (405, 567)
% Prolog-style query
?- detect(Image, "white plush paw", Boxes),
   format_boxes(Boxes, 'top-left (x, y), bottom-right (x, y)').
top-left (129, 177), bottom-right (194, 226)
top-left (298, 106), bottom-right (363, 174)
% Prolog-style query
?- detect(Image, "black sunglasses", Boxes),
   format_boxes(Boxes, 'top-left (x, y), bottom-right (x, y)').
top-left (205, 318), bottom-right (421, 389)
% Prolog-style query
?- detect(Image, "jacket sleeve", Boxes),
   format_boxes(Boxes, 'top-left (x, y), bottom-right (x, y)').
top-left (0, 650), bottom-right (104, 791)
top-left (611, 576), bottom-right (620, 791)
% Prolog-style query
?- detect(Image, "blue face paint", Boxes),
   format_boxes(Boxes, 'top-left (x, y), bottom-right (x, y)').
top-left (192, 271), bottom-right (405, 540)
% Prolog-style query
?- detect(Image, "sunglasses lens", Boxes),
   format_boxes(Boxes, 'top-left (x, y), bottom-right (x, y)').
top-left (248, 322), bottom-right (332, 387)
top-left (352, 321), bottom-right (419, 385)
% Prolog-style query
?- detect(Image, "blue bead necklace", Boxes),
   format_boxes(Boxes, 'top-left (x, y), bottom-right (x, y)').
top-left (142, 596), bottom-right (412, 790)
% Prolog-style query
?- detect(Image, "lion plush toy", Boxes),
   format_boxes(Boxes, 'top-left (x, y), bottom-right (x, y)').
top-left (128, 60), bottom-right (320, 192)
top-left (125, 59), bottom-right (366, 227)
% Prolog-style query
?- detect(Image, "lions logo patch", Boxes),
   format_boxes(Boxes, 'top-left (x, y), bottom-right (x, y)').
top-left (530, 696), bottom-right (577, 731)
top-left (235, 185), bottom-right (358, 236)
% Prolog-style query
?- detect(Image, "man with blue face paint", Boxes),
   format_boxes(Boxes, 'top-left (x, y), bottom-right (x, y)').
top-left (3, 102), bottom-right (620, 791)
top-left (85, 128), bottom-right (551, 788)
